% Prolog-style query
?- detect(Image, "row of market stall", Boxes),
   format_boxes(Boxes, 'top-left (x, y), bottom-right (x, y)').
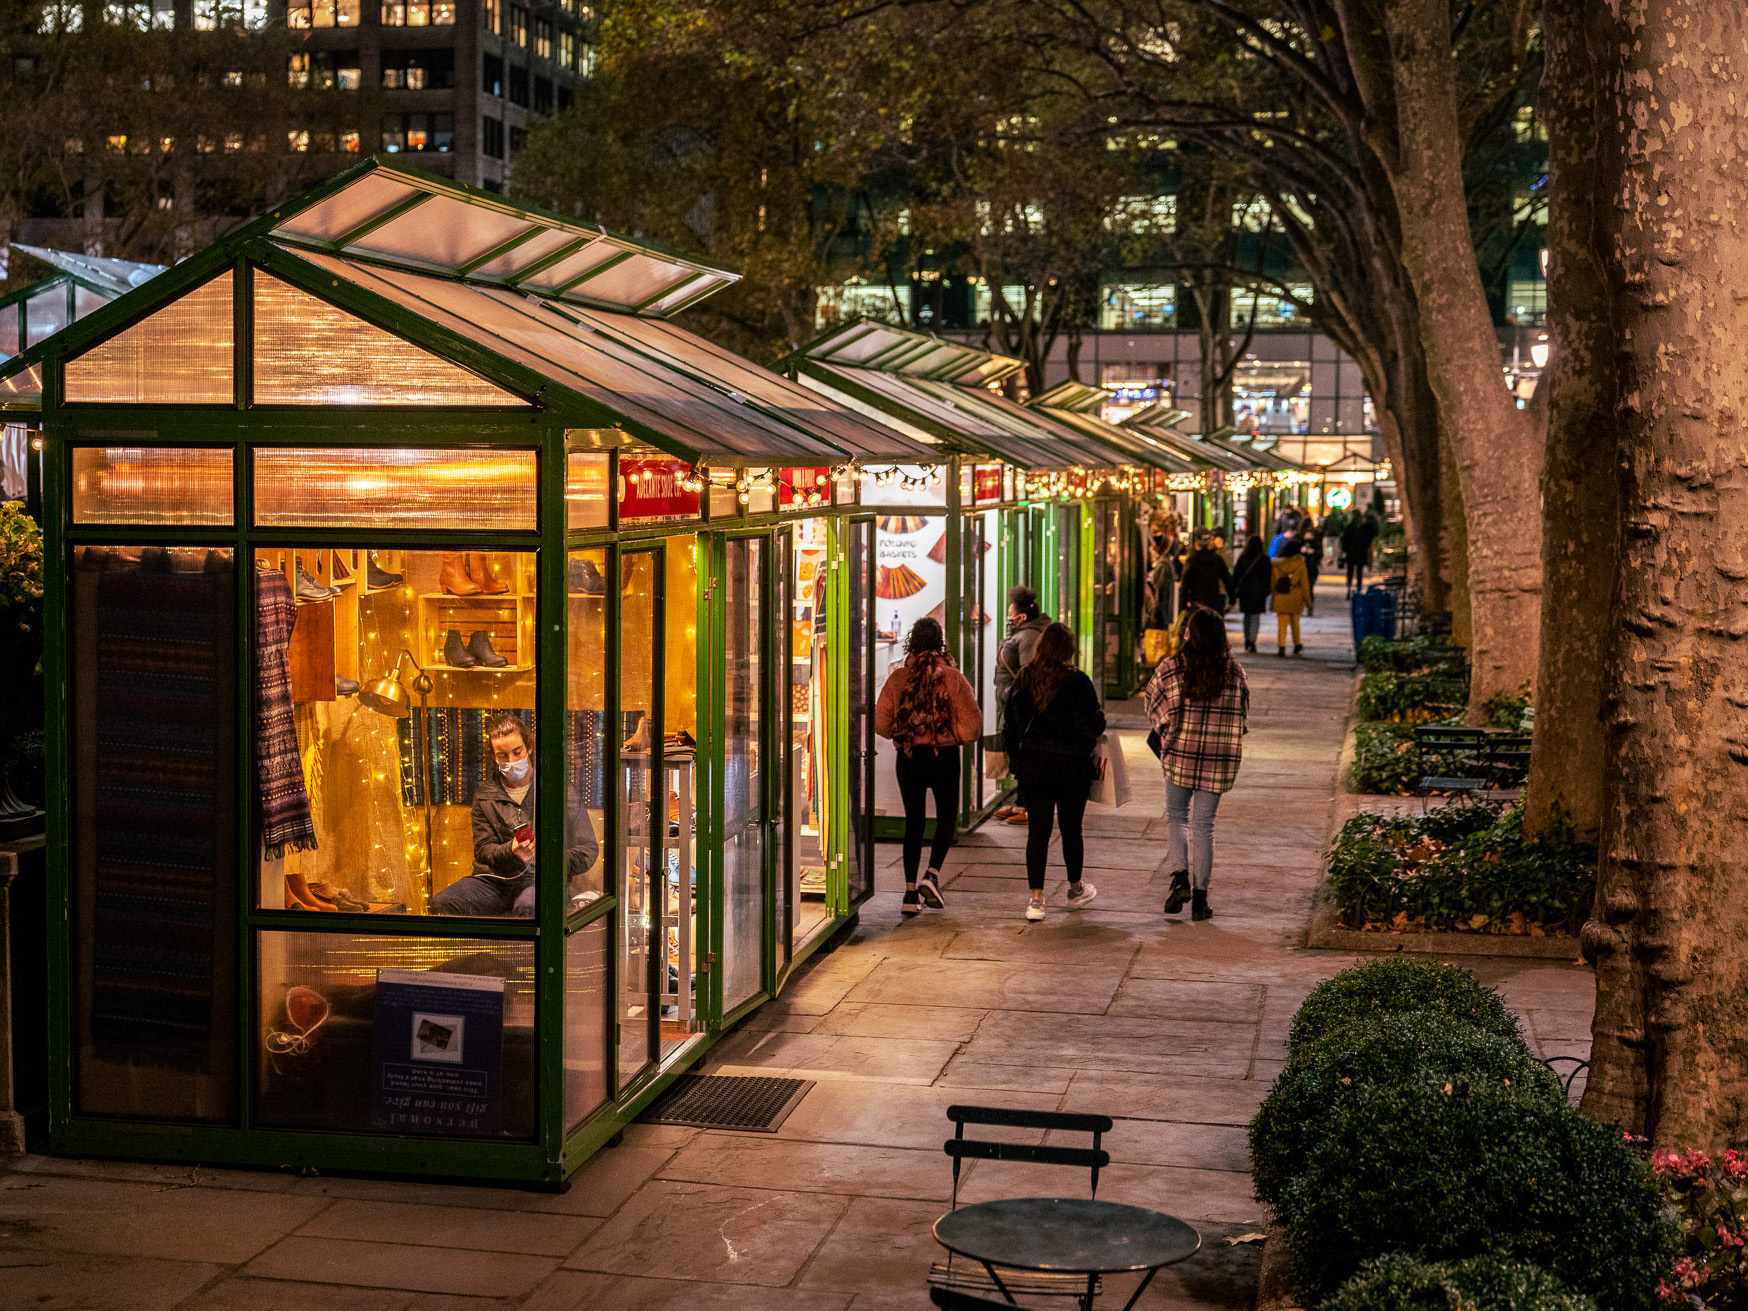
top-left (1, 159), bottom-right (1320, 1186)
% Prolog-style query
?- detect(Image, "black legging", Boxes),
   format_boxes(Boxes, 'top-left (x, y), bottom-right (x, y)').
top-left (1347, 559), bottom-right (1366, 592)
top-left (1024, 788), bottom-right (1090, 891)
top-left (895, 744), bottom-right (960, 883)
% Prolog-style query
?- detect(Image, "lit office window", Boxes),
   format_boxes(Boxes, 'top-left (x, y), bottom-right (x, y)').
top-left (1101, 284), bottom-right (1176, 330)
top-left (287, 0), bottom-right (359, 27)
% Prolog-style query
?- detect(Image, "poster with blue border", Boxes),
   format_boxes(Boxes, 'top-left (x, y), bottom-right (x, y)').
top-left (371, 969), bottom-right (505, 1136)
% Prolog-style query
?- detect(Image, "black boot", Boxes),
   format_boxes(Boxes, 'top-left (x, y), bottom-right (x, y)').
top-left (443, 628), bottom-right (477, 668)
top-left (467, 629), bottom-right (509, 668)
top-left (1164, 870), bottom-right (1191, 914)
top-left (295, 560), bottom-right (336, 602)
top-left (1191, 889), bottom-right (1213, 921)
top-left (366, 553), bottom-right (403, 590)
top-left (570, 558), bottom-right (607, 595)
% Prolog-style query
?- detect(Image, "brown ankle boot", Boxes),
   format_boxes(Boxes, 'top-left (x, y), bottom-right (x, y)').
top-left (470, 552), bottom-right (510, 594)
top-left (440, 551), bottom-right (480, 596)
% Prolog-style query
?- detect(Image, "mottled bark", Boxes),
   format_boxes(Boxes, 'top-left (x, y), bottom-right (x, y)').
top-left (1582, 0), bottom-right (1748, 1147)
top-left (1441, 418), bottom-right (1473, 650)
top-left (1381, 0), bottom-right (1544, 717)
top-left (1525, 0), bottom-right (1618, 841)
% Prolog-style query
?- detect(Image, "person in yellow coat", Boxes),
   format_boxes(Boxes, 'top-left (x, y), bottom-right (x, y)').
top-left (1270, 544), bottom-right (1312, 656)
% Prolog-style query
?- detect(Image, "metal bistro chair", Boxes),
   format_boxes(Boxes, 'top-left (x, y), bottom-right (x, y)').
top-left (1413, 724), bottom-right (1492, 804)
top-left (930, 1105), bottom-right (1115, 1303)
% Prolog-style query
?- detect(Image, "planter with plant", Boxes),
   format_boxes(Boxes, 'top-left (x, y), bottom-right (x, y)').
top-left (0, 502), bottom-right (43, 836)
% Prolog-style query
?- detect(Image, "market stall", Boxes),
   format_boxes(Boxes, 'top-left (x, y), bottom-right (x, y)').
top-left (14, 160), bottom-right (938, 1185)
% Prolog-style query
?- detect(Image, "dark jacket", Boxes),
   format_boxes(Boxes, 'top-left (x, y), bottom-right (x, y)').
top-left (994, 613), bottom-right (1053, 715)
top-left (471, 770), bottom-right (599, 883)
top-left (1340, 515), bottom-right (1378, 566)
top-left (1002, 670), bottom-right (1106, 796)
top-left (1146, 556), bottom-right (1179, 628)
top-left (1231, 548), bottom-right (1273, 615)
top-left (1179, 548), bottom-right (1235, 612)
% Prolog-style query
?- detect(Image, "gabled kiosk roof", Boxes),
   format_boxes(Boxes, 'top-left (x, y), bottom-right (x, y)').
top-left (0, 160), bottom-right (934, 467)
top-left (1120, 400), bottom-right (1287, 473)
top-left (787, 320), bottom-right (1162, 475)
top-left (1027, 381), bottom-right (1202, 475)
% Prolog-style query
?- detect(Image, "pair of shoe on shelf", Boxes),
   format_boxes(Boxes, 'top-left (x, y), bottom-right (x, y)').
top-left (444, 628), bottom-right (509, 669)
top-left (441, 551), bottom-right (510, 596)
top-left (286, 874), bottom-right (369, 912)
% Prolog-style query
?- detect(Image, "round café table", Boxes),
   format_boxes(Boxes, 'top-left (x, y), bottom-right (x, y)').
top-left (933, 1196), bottom-right (1201, 1311)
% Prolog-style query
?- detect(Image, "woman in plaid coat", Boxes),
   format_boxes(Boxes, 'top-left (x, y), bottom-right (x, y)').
top-left (1143, 606), bottom-right (1250, 920)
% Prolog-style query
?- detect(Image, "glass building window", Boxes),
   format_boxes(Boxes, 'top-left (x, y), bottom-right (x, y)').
top-left (1101, 283), bottom-right (1175, 330)
top-left (251, 547), bottom-right (552, 922)
top-left (534, 76), bottom-right (553, 113)
top-left (482, 115), bottom-right (505, 160)
top-left (1230, 284), bottom-right (1313, 328)
top-left (193, 0), bottom-right (269, 26)
top-left (534, 17), bottom-right (553, 58)
top-left (287, 0), bottom-right (360, 27)
top-left (508, 3), bottom-right (528, 44)
top-left (253, 451), bottom-right (537, 529)
top-left (482, 54), bottom-right (503, 97)
top-left (382, 49), bottom-right (454, 90)
top-left (816, 282), bottom-right (908, 330)
top-left (252, 273), bottom-right (520, 406)
top-left (63, 271), bottom-right (234, 405)
top-left (1508, 279), bottom-right (1547, 326)
top-left (482, 0), bottom-right (501, 31)
top-left (381, 112), bottom-right (454, 153)
top-left (380, 2), bottom-right (455, 24)
top-left (508, 64), bottom-right (529, 107)
top-left (290, 50), bottom-right (361, 90)
top-left (72, 448), bottom-right (234, 525)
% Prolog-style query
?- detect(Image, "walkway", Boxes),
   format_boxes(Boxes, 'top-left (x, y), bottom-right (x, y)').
top-left (0, 611), bottom-right (1595, 1310)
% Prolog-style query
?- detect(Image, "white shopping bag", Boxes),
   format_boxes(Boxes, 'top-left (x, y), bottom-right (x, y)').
top-left (1088, 734), bottom-right (1132, 807)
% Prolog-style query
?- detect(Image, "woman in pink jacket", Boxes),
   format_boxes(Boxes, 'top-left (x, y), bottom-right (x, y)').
top-left (875, 617), bottom-right (983, 915)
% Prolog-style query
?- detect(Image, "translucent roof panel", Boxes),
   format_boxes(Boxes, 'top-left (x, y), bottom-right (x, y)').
top-left (642, 273), bottom-right (719, 316)
top-left (252, 272), bottom-right (528, 407)
top-left (470, 227), bottom-right (585, 280)
top-left (1128, 424), bottom-right (1249, 471)
top-left (348, 194), bottom-right (535, 270)
top-left (1038, 407), bottom-right (1195, 473)
top-left (64, 271), bottom-right (233, 405)
top-left (1033, 380), bottom-right (1106, 414)
top-left (14, 245), bottom-right (165, 297)
top-left (564, 308), bottom-right (933, 460)
top-left (811, 366), bottom-right (1065, 469)
top-left (813, 323), bottom-right (899, 364)
top-left (800, 317), bottom-right (1025, 382)
top-left (567, 254), bottom-right (696, 308)
top-left (903, 378), bottom-right (1122, 470)
top-left (280, 247), bottom-right (846, 462)
top-left (272, 172), bottom-right (422, 244)
top-left (0, 362), bottom-right (42, 410)
top-left (267, 165), bottom-right (737, 315)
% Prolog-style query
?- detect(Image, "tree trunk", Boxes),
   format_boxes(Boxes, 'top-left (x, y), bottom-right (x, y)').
top-left (1524, 0), bottom-right (1618, 842)
top-left (1581, 0), bottom-right (1748, 1148)
top-left (1382, 0), bottom-right (1544, 718)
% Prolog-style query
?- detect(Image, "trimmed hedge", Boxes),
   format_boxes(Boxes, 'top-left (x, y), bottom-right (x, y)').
top-left (1323, 804), bottom-right (1595, 935)
top-left (1359, 633), bottom-right (1463, 674)
top-left (1357, 669), bottom-right (1469, 723)
top-left (1280, 1081), bottom-right (1678, 1309)
top-left (1325, 1253), bottom-right (1597, 1311)
top-left (1251, 1011), bottom-right (1561, 1212)
top-left (1287, 957), bottom-right (1523, 1058)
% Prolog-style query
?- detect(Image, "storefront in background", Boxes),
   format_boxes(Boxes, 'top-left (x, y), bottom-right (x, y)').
top-left (10, 161), bottom-right (944, 1185)
top-left (783, 321), bottom-right (1168, 822)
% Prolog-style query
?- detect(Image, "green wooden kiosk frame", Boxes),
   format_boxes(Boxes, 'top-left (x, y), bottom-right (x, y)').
top-left (7, 160), bottom-right (954, 1186)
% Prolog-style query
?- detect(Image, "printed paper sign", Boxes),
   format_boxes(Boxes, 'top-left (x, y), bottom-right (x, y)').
top-left (371, 969), bottom-right (505, 1136)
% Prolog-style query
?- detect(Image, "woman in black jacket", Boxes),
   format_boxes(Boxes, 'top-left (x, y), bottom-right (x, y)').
top-left (1231, 536), bottom-right (1272, 652)
top-left (1002, 622), bottom-right (1106, 921)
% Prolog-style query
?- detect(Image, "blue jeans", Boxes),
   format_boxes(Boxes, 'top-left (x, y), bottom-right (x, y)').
top-left (1242, 612), bottom-right (1262, 646)
top-left (431, 873), bottom-right (536, 917)
top-left (1164, 780), bottom-right (1222, 891)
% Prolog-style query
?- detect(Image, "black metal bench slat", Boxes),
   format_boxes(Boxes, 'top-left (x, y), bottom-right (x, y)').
top-left (946, 1105), bottom-right (1113, 1133)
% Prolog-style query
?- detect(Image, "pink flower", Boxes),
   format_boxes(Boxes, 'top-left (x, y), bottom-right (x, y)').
top-left (1672, 1257), bottom-right (1706, 1290)
top-left (1657, 1278), bottom-right (1676, 1300)
top-left (1724, 1148), bottom-right (1748, 1179)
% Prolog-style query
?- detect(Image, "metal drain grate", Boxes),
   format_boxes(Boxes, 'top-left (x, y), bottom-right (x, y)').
top-left (639, 1074), bottom-right (815, 1132)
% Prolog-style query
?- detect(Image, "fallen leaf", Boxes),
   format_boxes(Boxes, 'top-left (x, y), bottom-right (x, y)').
top-left (1469, 913), bottom-right (1490, 930)
top-left (1225, 1231), bottom-right (1268, 1246)
top-left (1507, 911), bottom-right (1529, 935)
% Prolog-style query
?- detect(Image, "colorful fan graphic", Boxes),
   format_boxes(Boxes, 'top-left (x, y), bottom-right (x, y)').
top-left (877, 564), bottom-right (928, 599)
top-left (877, 515), bottom-right (928, 535)
top-left (926, 532), bottom-right (993, 564)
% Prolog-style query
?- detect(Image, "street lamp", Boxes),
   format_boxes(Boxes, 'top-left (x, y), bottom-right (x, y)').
top-left (1530, 339), bottom-right (1550, 370)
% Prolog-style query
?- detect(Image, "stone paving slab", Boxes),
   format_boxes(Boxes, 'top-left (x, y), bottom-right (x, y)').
top-left (0, 613), bottom-right (1597, 1309)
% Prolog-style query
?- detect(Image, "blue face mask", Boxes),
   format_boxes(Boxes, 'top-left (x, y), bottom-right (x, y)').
top-left (500, 757), bottom-right (532, 784)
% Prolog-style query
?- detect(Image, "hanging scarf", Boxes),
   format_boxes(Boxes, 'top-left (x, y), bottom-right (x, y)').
top-left (891, 649), bottom-right (957, 753)
top-left (256, 568), bottom-right (318, 859)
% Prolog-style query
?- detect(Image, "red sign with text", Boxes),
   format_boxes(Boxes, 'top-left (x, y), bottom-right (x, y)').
top-left (779, 466), bottom-right (830, 508)
top-left (974, 465), bottom-right (1003, 503)
top-left (618, 457), bottom-right (700, 521)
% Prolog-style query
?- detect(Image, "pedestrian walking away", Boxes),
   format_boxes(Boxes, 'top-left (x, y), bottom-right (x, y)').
top-left (1001, 622), bottom-right (1104, 921)
top-left (1340, 509), bottom-right (1379, 595)
top-left (1144, 606), bottom-right (1250, 921)
top-left (1298, 525), bottom-right (1321, 606)
top-left (1178, 530), bottom-right (1236, 614)
top-left (992, 585), bottom-right (1052, 824)
top-left (1230, 535), bottom-right (1272, 653)
top-left (875, 617), bottom-right (983, 915)
top-left (1270, 541), bottom-right (1311, 656)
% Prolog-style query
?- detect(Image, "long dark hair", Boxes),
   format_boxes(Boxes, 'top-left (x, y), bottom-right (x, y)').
top-left (1019, 621), bottom-right (1078, 710)
top-left (1234, 535), bottom-right (1265, 576)
top-left (1180, 606), bottom-right (1236, 702)
top-left (905, 616), bottom-right (944, 657)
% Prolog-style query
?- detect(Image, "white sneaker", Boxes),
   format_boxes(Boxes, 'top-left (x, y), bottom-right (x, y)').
top-left (1025, 899), bottom-right (1045, 922)
top-left (1066, 882), bottom-right (1098, 909)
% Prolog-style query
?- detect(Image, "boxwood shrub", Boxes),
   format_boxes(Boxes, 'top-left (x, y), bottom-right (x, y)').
top-left (1280, 1081), bottom-right (1679, 1310)
top-left (1287, 958), bottom-right (1523, 1058)
top-left (1324, 1253), bottom-right (1597, 1311)
top-left (1358, 634), bottom-right (1462, 674)
top-left (1251, 1011), bottom-right (1560, 1211)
